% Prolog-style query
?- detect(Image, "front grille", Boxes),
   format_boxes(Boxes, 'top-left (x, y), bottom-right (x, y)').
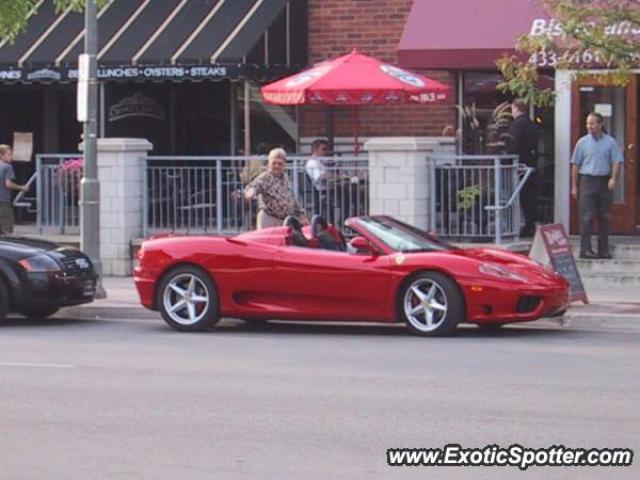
top-left (516, 296), bottom-right (541, 313)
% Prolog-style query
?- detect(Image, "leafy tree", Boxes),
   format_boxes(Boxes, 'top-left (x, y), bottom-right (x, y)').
top-left (497, 0), bottom-right (640, 106)
top-left (0, 0), bottom-right (108, 43)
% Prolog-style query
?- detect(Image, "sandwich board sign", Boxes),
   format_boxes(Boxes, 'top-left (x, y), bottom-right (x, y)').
top-left (529, 224), bottom-right (588, 304)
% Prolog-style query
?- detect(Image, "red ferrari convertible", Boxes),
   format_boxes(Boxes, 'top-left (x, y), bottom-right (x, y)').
top-left (134, 215), bottom-right (570, 336)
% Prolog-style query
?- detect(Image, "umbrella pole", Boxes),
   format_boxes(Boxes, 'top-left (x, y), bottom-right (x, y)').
top-left (353, 106), bottom-right (360, 156)
top-left (244, 81), bottom-right (251, 155)
top-left (325, 106), bottom-right (335, 153)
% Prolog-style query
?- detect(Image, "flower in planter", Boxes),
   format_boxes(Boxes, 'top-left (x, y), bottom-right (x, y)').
top-left (60, 158), bottom-right (83, 202)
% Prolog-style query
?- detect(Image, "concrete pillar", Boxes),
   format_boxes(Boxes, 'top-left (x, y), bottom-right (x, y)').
top-left (554, 69), bottom-right (573, 230)
top-left (364, 137), bottom-right (455, 230)
top-left (97, 138), bottom-right (153, 276)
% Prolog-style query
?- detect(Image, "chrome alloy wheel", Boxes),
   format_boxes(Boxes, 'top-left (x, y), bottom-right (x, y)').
top-left (162, 273), bottom-right (210, 326)
top-left (403, 278), bottom-right (449, 333)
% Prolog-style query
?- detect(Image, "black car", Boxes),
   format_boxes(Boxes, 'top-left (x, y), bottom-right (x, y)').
top-left (0, 236), bottom-right (97, 323)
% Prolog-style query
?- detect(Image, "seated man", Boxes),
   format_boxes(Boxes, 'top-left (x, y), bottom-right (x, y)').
top-left (305, 139), bottom-right (334, 191)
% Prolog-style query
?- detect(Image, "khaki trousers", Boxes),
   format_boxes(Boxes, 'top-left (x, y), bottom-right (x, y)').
top-left (257, 210), bottom-right (283, 229)
top-left (0, 203), bottom-right (14, 234)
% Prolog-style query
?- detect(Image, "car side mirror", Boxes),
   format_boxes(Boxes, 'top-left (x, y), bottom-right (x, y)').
top-left (350, 236), bottom-right (376, 255)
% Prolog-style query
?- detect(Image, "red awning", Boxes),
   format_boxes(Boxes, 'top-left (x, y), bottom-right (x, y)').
top-left (398, 0), bottom-right (550, 69)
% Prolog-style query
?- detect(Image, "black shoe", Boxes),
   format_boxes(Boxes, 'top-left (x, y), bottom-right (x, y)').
top-left (579, 250), bottom-right (598, 259)
top-left (598, 252), bottom-right (612, 259)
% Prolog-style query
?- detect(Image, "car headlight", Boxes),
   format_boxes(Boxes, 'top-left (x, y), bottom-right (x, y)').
top-left (19, 254), bottom-right (62, 272)
top-left (478, 262), bottom-right (527, 282)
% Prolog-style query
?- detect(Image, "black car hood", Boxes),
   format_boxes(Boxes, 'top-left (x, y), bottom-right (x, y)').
top-left (0, 236), bottom-right (64, 260)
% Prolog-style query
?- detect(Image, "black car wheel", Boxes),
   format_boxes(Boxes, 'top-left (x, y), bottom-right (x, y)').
top-left (157, 265), bottom-right (219, 332)
top-left (399, 271), bottom-right (465, 337)
top-left (0, 279), bottom-right (9, 324)
top-left (21, 306), bottom-right (60, 319)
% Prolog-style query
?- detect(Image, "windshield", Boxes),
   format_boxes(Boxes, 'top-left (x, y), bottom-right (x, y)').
top-left (355, 216), bottom-right (456, 253)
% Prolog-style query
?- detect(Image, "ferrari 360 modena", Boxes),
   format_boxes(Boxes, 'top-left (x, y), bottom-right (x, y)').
top-left (134, 215), bottom-right (570, 336)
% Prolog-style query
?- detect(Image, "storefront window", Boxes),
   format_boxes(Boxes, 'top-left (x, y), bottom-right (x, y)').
top-left (460, 71), bottom-right (555, 224)
top-left (461, 72), bottom-right (513, 155)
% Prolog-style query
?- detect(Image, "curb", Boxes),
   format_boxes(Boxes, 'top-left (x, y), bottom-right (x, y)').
top-left (56, 304), bottom-right (640, 331)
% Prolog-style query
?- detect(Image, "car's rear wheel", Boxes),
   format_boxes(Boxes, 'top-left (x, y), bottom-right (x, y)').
top-left (21, 306), bottom-right (60, 319)
top-left (157, 265), bottom-right (219, 332)
top-left (400, 272), bottom-right (464, 337)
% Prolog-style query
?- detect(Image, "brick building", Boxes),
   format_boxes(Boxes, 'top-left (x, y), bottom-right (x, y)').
top-left (300, 0), bottom-right (456, 140)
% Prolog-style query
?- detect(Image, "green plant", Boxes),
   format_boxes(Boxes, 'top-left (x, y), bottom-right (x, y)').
top-left (457, 185), bottom-right (482, 210)
top-left (458, 101), bottom-right (514, 154)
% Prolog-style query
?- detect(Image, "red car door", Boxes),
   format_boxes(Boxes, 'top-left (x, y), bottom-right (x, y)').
top-left (273, 246), bottom-right (392, 321)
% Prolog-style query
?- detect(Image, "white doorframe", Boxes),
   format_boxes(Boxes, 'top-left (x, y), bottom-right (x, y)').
top-left (554, 69), bottom-right (573, 229)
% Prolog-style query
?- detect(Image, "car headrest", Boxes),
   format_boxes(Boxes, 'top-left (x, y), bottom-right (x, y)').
top-left (311, 214), bottom-right (329, 238)
top-left (283, 215), bottom-right (303, 232)
top-left (311, 214), bottom-right (346, 251)
top-left (283, 215), bottom-right (307, 247)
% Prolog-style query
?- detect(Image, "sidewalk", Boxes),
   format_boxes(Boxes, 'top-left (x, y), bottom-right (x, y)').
top-left (64, 277), bottom-right (640, 328)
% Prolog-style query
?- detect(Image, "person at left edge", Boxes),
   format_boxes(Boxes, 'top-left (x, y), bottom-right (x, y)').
top-left (0, 145), bottom-right (29, 235)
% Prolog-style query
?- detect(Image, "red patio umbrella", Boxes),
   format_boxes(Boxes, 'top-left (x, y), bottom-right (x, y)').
top-left (261, 49), bottom-right (449, 153)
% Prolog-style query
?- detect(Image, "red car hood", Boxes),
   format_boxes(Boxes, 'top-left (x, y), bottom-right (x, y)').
top-left (447, 247), bottom-right (566, 285)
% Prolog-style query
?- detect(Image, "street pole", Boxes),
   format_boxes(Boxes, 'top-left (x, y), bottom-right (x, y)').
top-left (80, 0), bottom-right (106, 298)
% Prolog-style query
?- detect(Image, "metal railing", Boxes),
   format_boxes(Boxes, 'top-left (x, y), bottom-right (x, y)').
top-left (35, 154), bottom-right (84, 234)
top-left (144, 155), bottom-right (369, 236)
top-left (429, 155), bottom-right (533, 244)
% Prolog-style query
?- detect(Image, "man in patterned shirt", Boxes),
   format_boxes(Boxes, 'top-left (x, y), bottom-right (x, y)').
top-left (244, 148), bottom-right (308, 229)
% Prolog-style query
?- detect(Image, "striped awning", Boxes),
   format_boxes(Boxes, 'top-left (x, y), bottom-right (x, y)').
top-left (0, 0), bottom-right (302, 83)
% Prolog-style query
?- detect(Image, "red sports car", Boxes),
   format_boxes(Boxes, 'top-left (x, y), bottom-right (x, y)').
top-left (134, 215), bottom-right (570, 336)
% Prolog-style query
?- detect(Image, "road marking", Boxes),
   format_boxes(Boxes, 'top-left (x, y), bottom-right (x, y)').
top-left (0, 362), bottom-right (75, 369)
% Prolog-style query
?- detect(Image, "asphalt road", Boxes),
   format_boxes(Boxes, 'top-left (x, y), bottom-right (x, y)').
top-left (1, 312), bottom-right (638, 480)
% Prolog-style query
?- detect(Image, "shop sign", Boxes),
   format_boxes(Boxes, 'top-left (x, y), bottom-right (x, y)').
top-left (0, 69), bottom-right (21, 80)
top-left (0, 63), bottom-right (248, 83)
top-left (67, 64), bottom-right (235, 81)
top-left (26, 68), bottom-right (62, 81)
top-left (108, 92), bottom-right (165, 122)
top-left (529, 18), bottom-right (640, 38)
top-left (528, 18), bottom-right (640, 68)
top-left (529, 223), bottom-right (588, 304)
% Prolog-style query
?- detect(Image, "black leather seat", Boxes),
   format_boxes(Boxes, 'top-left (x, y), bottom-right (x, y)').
top-left (283, 216), bottom-right (308, 247)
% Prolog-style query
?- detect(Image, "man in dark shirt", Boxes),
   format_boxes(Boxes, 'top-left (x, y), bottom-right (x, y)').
top-left (0, 145), bottom-right (29, 234)
top-left (506, 98), bottom-right (539, 237)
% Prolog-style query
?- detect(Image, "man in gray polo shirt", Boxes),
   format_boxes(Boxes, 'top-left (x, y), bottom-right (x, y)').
top-left (0, 145), bottom-right (29, 234)
top-left (570, 113), bottom-right (624, 259)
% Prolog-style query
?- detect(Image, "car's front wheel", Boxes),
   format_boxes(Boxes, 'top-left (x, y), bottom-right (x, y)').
top-left (399, 272), bottom-right (464, 336)
top-left (157, 265), bottom-right (219, 332)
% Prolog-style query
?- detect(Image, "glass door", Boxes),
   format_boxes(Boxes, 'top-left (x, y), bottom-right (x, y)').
top-left (570, 76), bottom-right (638, 234)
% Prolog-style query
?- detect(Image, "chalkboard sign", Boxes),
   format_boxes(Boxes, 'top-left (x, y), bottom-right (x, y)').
top-left (529, 224), bottom-right (588, 304)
